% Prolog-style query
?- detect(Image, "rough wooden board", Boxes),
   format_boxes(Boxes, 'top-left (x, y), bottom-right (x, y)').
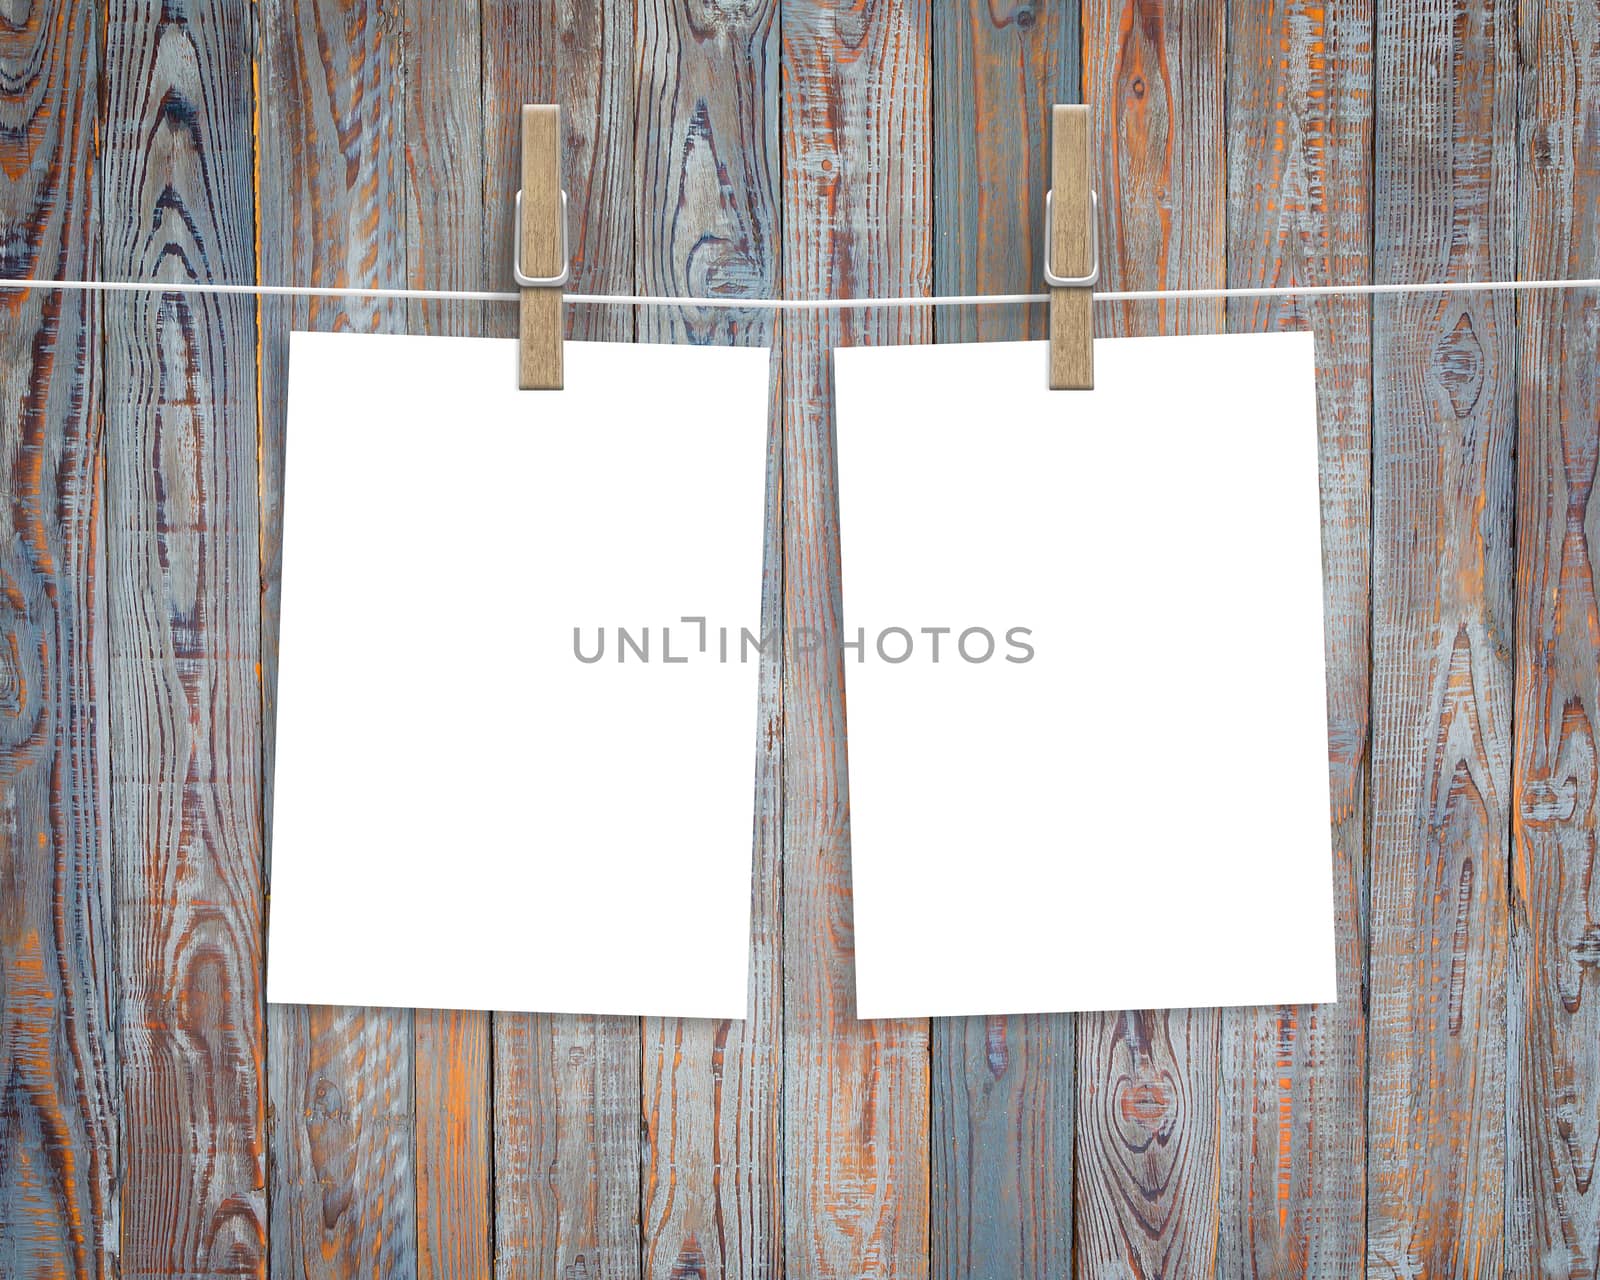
top-left (932, 0), bottom-right (1076, 344)
top-left (401, 8), bottom-right (493, 1276)
top-left (1218, 0), bottom-right (1372, 1274)
top-left (1507, 2), bottom-right (1600, 1275)
top-left (928, 3), bottom-right (1077, 1275)
top-left (633, 3), bottom-right (782, 1279)
top-left (268, 1005), bottom-right (417, 1280)
top-left (633, 0), bottom-right (780, 347)
top-left (406, 0), bottom-right (488, 339)
top-left (480, 4), bottom-right (640, 1278)
top-left (255, 3), bottom-right (416, 1277)
top-left (0, 4), bottom-right (117, 1277)
top-left (1366, 0), bottom-right (1517, 1272)
top-left (493, 1016), bottom-right (641, 1280)
top-left (100, 3), bottom-right (267, 1276)
top-left (415, 1011), bottom-right (490, 1280)
top-left (1074, 2), bottom-right (1226, 1276)
top-left (930, 1018), bottom-right (1073, 1280)
top-left (780, 0), bottom-right (932, 1277)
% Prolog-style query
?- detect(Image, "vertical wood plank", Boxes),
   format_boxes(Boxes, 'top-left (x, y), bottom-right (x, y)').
top-left (493, 1018), bottom-right (640, 1280)
top-left (414, 1010), bottom-right (490, 1280)
top-left (100, 2), bottom-right (267, 1276)
top-left (1074, 1), bottom-right (1226, 1275)
top-left (481, 5), bottom-right (640, 1279)
top-left (0, 3), bottom-right (116, 1277)
top-left (1218, 0), bottom-right (1373, 1274)
top-left (256, 2), bottom-right (416, 1277)
top-left (1366, 0), bottom-right (1517, 1272)
top-left (928, 3), bottom-right (1077, 1276)
top-left (405, 0), bottom-right (487, 341)
top-left (402, 7), bottom-right (491, 1277)
top-left (780, 0), bottom-right (932, 1277)
top-left (633, 0), bottom-right (780, 347)
top-left (932, 0), bottom-right (1076, 344)
top-left (634, 3), bottom-right (783, 1279)
top-left (929, 1020), bottom-right (1073, 1280)
top-left (1507, 2), bottom-right (1600, 1276)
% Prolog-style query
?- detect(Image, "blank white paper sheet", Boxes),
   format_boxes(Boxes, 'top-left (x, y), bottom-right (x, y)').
top-left (267, 333), bottom-right (769, 1019)
top-left (834, 331), bottom-right (1337, 1018)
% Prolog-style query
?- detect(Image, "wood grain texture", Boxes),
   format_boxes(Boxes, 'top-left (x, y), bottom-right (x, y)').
top-left (1218, 0), bottom-right (1372, 1275)
top-left (415, 1010), bottom-right (490, 1280)
top-left (1366, 0), bottom-right (1517, 1272)
top-left (405, 0), bottom-right (487, 340)
top-left (929, 1018), bottom-right (1073, 1280)
top-left (780, 0), bottom-right (932, 1277)
top-left (932, 0), bottom-right (1076, 344)
top-left (1507, 1), bottom-right (1600, 1275)
top-left (268, 1006), bottom-right (417, 1280)
top-left (30, 3), bottom-right (1600, 1275)
top-left (0, 3), bottom-right (117, 1277)
top-left (480, 4), bottom-right (640, 1278)
top-left (634, 0), bottom-right (780, 346)
top-left (1074, 1), bottom-right (1225, 1276)
top-left (928, 4), bottom-right (1076, 1275)
top-left (100, 2), bottom-right (267, 1276)
top-left (403, 7), bottom-right (492, 1276)
top-left (634, 3), bottom-right (782, 1279)
top-left (255, 3), bottom-right (416, 1277)
top-left (493, 1016), bottom-right (640, 1280)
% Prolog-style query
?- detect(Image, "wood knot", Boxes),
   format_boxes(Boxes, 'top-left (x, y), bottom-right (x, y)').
top-left (984, 1016), bottom-right (1009, 1078)
top-left (670, 1236), bottom-right (708, 1280)
top-left (1115, 1072), bottom-right (1177, 1142)
top-left (307, 1077), bottom-right (345, 1122)
top-left (1520, 775), bottom-right (1577, 826)
top-left (0, 604), bottom-right (45, 752)
top-left (1432, 311), bottom-right (1486, 419)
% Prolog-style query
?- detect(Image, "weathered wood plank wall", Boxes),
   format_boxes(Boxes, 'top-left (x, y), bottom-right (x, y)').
top-left (779, 1), bottom-right (931, 1277)
top-left (1368, 0), bottom-right (1517, 1274)
top-left (0, 4), bottom-right (115, 1278)
top-left (256, 3), bottom-right (416, 1277)
top-left (482, 7), bottom-right (640, 1280)
top-left (635, 4), bottom-right (783, 1280)
top-left (101, 4), bottom-right (268, 1278)
top-left (929, 9), bottom-right (1077, 1279)
top-left (1221, 0), bottom-right (1371, 1275)
top-left (1509, 1), bottom-right (1600, 1277)
top-left (4, 1), bottom-right (1600, 1279)
top-left (1073, 3), bottom-right (1226, 1276)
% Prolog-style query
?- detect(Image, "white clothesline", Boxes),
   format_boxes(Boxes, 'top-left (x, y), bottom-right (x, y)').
top-left (1, 275), bottom-right (1599, 307)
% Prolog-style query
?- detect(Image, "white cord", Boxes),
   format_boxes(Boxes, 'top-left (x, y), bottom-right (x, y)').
top-left (1, 275), bottom-right (1598, 306)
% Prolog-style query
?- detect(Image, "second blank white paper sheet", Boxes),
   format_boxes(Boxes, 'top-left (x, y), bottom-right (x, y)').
top-left (267, 334), bottom-right (769, 1019)
top-left (833, 331), bottom-right (1337, 1018)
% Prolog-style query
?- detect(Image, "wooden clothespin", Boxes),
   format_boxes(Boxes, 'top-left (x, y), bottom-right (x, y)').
top-left (1047, 104), bottom-right (1097, 390)
top-left (517, 104), bottom-right (567, 389)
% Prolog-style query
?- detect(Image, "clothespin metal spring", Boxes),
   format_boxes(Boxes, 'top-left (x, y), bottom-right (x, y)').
top-left (1042, 190), bottom-right (1101, 289)
top-left (513, 190), bottom-right (572, 288)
